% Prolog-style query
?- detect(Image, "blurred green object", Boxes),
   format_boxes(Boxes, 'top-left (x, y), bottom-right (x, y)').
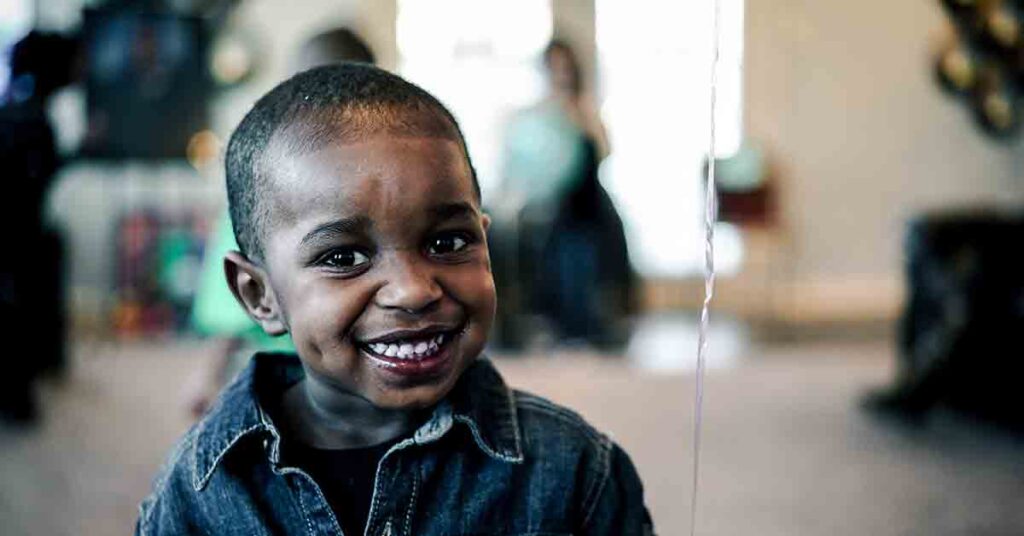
top-left (157, 227), bottom-right (200, 304)
top-left (502, 101), bottom-right (587, 208)
top-left (191, 212), bottom-right (294, 351)
top-left (714, 141), bottom-right (765, 193)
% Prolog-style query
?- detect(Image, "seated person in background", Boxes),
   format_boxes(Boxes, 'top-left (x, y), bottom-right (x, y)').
top-left (137, 63), bottom-right (654, 535)
top-left (0, 31), bottom-right (79, 424)
top-left (495, 39), bottom-right (633, 348)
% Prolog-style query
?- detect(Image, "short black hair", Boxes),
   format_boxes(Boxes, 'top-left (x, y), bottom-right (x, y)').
top-left (225, 63), bottom-right (478, 260)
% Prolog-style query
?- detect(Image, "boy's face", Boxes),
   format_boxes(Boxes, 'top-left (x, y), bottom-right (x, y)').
top-left (235, 134), bottom-right (495, 410)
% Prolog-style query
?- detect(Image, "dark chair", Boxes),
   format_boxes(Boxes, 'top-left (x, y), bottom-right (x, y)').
top-left (869, 209), bottom-right (1024, 428)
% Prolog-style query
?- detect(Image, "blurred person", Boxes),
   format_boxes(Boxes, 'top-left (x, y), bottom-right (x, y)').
top-left (0, 31), bottom-right (79, 424)
top-left (137, 63), bottom-right (654, 535)
top-left (496, 39), bottom-right (633, 348)
top-left (184, 27), bottom-right (376, 417)
top-left (542, 39), bottom-right (609, 159)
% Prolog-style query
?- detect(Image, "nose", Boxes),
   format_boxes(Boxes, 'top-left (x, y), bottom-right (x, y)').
top-left (374, 251), bottom-right (443, 314)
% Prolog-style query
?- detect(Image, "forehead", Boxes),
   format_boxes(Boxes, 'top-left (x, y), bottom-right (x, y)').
top-left (264, 135), bottom-right (476, 230)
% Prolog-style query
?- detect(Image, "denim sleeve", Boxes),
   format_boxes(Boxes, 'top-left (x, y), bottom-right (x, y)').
top-left (579, 443), bottom-right (656, 536)
top-left (135, 429), bottom-right (202, 536)
top-left (136, 494), bottom-right (179, 536)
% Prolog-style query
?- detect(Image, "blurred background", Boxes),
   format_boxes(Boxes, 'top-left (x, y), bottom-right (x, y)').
top-left (4, 0), bottom-right (1024, 534)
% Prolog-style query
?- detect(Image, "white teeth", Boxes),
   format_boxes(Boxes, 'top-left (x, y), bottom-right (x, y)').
top-left (367, 332), bottom-right (453, 360)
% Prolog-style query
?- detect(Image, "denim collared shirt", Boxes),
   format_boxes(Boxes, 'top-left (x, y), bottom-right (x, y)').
top-left (137, 353), bottom-right (654, 536)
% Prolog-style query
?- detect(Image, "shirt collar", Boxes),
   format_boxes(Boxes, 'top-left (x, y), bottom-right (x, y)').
top-left (414, 356), bottom-right (524, 463)
top-left (191, 353), bottom-right (523, 491)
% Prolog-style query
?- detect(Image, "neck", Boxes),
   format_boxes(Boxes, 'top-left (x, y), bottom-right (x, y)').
top-left (282, 375), bottom-right (425, 449)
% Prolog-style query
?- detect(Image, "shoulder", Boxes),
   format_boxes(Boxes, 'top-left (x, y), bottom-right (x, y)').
top-left (511, 390), bottom-right (614, 494)
top-left (136, 423), bottom-right (204, 536)
top-left (509, 389), bottom-right (650, 530)
top-left (513, 389), bottom-right (613, 452)
top-left (137, 388), bottom-right (265, 535)
top-left (510, 390), bottom-right (615, 485)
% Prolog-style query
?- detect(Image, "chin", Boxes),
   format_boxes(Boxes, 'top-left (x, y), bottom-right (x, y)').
top-left (369, 381), bottom-right (458, 411)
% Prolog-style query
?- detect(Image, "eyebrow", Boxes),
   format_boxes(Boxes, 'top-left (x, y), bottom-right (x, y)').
top-left (298, 202), bottom-right (476, 247)
top-left (428, 201), bottom-right (477, 222)
top-left (299, 215), bottom-right (373, 247)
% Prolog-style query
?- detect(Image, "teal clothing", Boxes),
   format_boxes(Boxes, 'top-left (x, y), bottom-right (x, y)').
top-left (502, 101), bottom-right (588, 208)
top-left (191, 211), bottom-right (294, 352)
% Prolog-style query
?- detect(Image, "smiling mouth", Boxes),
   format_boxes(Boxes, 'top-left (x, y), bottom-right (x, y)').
top-left (357, 325), bottom-right (463, 362)
top-left (361, 332), bottom-right (450, 360)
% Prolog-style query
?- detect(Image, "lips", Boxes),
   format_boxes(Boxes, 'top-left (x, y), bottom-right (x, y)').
top-left (356, 325), bottom-right (463, 378)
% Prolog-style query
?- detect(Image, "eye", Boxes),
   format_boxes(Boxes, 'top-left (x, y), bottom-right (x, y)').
top-left (428, 233), bottom-right (470, 256)
top-left (318, 248), bottom-right (370, 271)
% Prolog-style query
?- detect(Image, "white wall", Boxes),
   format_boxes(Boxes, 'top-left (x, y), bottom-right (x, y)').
top-left (743, 0), bottom-right (1024, 320)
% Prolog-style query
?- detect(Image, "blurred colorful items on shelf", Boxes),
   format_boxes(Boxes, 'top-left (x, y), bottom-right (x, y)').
top-left (112, 210), bottom-right (208, 338)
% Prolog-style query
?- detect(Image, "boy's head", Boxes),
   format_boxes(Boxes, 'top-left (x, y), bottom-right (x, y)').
top-left (224, 63), bottom-right (494, 410)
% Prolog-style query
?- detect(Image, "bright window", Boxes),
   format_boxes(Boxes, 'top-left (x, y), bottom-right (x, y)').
top-left (396, 0), bottom-right (552, 202)
top-left (597, 0), bottom-right (745, 277)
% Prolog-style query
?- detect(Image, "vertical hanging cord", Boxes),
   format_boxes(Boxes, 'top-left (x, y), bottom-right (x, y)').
top-left (690, 0), bottom-right (721, 534)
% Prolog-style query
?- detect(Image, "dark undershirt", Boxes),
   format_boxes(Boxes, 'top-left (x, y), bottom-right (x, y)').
top-left (286, 439), bottom-right (398, 536)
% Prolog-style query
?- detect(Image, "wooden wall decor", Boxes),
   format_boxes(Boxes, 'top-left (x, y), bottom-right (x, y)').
top-left (936, 0), bottom-right (1024, 138)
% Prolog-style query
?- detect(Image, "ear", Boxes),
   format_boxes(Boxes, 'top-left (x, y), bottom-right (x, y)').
top-left (223, 251), bottom-right (288, 336)
top-left (481, 212), bottom-right (491, 232)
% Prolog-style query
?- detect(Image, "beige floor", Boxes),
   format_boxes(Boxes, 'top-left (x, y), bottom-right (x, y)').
top-left (3, 336), bottom-right (1024, 535)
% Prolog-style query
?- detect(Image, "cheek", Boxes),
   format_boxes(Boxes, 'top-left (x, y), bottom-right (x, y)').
top-left (284, 277), bottom-right (374, 348)
top-left (444, 260), bottom-right (497, 321)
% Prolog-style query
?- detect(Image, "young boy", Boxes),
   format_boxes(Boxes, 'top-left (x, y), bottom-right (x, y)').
top-left (136, 63), bottom-right (654, 536)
